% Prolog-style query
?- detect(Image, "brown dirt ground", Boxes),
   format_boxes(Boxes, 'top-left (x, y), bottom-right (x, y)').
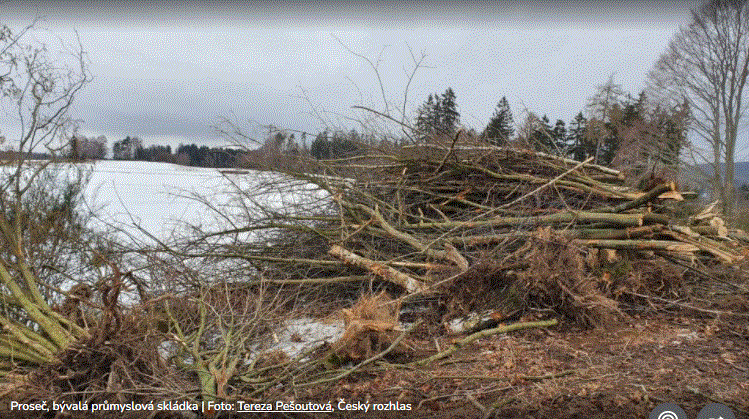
top-left (286, 312), bottom-right (749, 419)
top-left (7, 311), bottom-right (745, 419)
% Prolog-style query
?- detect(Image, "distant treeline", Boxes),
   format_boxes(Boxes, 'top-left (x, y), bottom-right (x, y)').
top-left (412, 87), bottom-right (687, 177)
top-left (0, 150), bottom-right (53, 161)
top-left (27, 81), bottom-right (688, 181)
top-left (59, 131), bottom-right (378, 169)
top-left (112, 136), bottom-right (245, 168)
top-left (62, 135), bottom-right (248, 168)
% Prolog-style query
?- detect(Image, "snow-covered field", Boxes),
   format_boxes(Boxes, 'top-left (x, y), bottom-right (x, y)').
top-left (82, 160), bottom-right (328, 243)
top-left (84, 160), bottom-right (228, 241)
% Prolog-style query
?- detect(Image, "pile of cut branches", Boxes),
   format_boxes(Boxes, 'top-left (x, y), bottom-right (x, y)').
top-left (204, 135), bottom-right (748, 327)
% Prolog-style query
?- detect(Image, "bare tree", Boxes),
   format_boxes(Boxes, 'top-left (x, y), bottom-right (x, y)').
top-left (0, 20), bottom-right (93, 369)
top-left (586, 74), bottom-right (626, 165)
top-left (647, 0), bottom-right (749, 214)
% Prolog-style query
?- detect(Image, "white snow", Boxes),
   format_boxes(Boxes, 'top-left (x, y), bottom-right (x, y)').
top-left (253, 317), bottom-right (346, 361)
top-left (85, 160), bottom-right (227, 241)
top-left (81, 160), bottom-right (330, 243)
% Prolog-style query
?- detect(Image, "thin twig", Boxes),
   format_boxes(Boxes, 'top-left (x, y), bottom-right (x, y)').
top-left (413, 319), bottom-right (559, 366)
top-left (497, 157), bottom-right (594, 211)
top-left (434, 129), bottom-right (462, 174)
top-left (352, 105), bottom-right (419, 132)
top-left (624, 291), bottom-right (749, 317)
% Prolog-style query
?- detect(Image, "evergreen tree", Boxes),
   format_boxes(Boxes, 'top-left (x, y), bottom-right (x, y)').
top-left (415, 88), bottom-right (461, 141)
top-left (330, 130), bottom-right (361, 158)
top-left (439, 87), bottom-right (460, 134)
top-left (530, 115), bottom-right (554, 152)
top-left (310, 130), bottom-right (331, 160)
top-left (432, 93), bottom-right (442, 129)
top-left (608, 92), bottom-right (688, 180)
top-left (551, 119), bottom-right (568, 153)
top-left (483, 96), bottom-right (514, 146)
top-left (301, 132), bottom-right (308, 152)
top-left (134, 143), bottom-right (146, 161)
top-left (657, 103), bottom-right (688, 167)
top-left (586, 75), bottom-right (626, 165)
top-left (415, 94), bottom-right (436, 141)
top-left (568, 112), bottom-right (591, 162)
top-left (112, 136), bottom-right (141, 160)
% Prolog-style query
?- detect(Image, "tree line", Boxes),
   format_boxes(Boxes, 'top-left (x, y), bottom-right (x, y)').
top-left (60, 82), bottom-right (687, 182)
top-left (409, 83), bottom-right (688, 186)
top-left (60, 129), bottom-right (378, 169)
top-left (62, 135), bottom-right (246, 168)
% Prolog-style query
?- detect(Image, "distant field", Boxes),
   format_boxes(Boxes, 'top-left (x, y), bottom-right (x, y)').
top-left (83, 160), bottom-right (234, 242)
top-left (82, 160), bottom-right (328, 244)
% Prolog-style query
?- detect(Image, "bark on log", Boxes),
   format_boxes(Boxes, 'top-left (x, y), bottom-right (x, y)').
top-left (572, 239), bottom-right (700, 253)
top-left (404, 211), bottom-right (669, 230)
top-left (447, 225), bottom-right (665, 246)
top-left (597, 183), bottom-right (677, 213)
top-left (329, 245), bottom-right (426, 293)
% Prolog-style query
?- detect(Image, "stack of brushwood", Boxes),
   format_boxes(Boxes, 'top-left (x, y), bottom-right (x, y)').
top-left (237, 140), bottom-right (749, 327)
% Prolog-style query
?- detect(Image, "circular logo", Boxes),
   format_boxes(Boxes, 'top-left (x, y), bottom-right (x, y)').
top-left (696, 402), bottom-right (736, 419)
top-left (650, 403), bottom-right (687, 419)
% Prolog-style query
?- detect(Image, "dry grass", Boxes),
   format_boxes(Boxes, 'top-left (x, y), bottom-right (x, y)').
top-left (332, 291), bottom-right (402, 362)
top-left (509, 228), bottom-right (624, 327)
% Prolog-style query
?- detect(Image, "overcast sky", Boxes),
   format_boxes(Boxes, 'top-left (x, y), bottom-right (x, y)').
top-left (3, 0), bottom-right (697, 150)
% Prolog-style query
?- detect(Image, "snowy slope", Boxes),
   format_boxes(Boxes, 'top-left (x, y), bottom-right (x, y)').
top-left (85, 160), bottom-right (231, 242)
top-left (84, 160), bottom-right (330, 244)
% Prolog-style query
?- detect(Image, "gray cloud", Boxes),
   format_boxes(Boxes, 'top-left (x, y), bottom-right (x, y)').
top-left (3, 1), bottom-right (696, 149)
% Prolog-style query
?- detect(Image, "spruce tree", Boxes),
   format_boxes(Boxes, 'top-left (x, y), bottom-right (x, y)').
top-left (552, 119), bottom-right (567, 154)
top-left (568, 112), bottom-right (590, 161)
top-left (416, 88), bottom-right (460, 141)
top-left (310, 130), bottom-right (330, 159)
top-left (432, 93), bottom-right (442, 130)
top-left (531, 115), bottom-right (554, 152)
top-left (483, 97), bottom-right (514, 146)
top-left (416, 94), bottom-right (436, 141)
top-left (439, 87), bottom-right (460, 134)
